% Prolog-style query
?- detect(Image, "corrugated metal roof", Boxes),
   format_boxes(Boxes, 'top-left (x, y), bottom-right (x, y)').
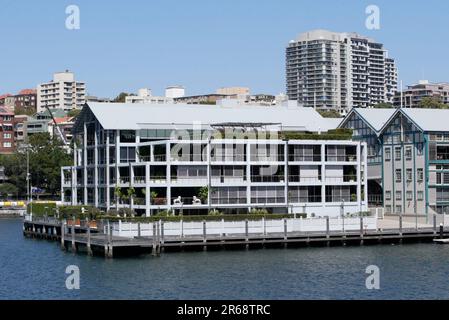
top-left (84, 102), bottom-right (337, 132)
top-left (352, 108), bottom-right (396, 132)
top-left (400, 108), bottom-right (449, 132)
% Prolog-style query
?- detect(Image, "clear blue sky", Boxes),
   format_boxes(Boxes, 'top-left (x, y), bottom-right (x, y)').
top-left (0, 0), bottom-right (447, 98)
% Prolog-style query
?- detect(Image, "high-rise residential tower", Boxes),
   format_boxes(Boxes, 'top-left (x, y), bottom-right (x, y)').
top-left (37, 70), bottom-right (86, 113)
top-left (286, 30), bottom-right (397, 113)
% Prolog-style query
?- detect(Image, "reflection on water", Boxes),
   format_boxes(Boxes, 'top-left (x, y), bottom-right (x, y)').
top-left (1, 218), bottom-right (448, 300)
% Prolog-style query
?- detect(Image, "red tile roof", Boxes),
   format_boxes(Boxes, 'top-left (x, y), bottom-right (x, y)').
top-left (18, 89), bottom-right (36, 95)
top-left (0, 94), bottom-right (12, 100)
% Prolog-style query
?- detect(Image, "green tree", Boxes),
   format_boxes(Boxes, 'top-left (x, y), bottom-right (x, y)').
top-left (318, 109), bottom-right (341, 118)
top-left (0, 133), bottom-right (72, 197)
top-left (373, 103), bottom-right (395, 109)
top-left (113, 92), bottom-right (131, 103)
top-left (418, 97), bottom-right (448, 109)
top-left (0, 183), bottom-right (19, 199)
top-left (14, 106), bottom-right (36, 116)
top-left (67, 109), bottom-right (81, 118)
top-left (198, 186), bottom-right (208, 203)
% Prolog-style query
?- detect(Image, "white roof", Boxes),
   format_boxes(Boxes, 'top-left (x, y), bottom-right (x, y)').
top-left (83, 102), bottom-right (336, 132)
top-left (401, 108), bottom-right (449, 132)
top-left (351, 108), bottom-right (396, 132)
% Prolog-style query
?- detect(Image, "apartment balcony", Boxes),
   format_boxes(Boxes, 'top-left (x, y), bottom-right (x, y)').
top-left (170, 176), bottom-right (208, 185)
top-left (149, 176), bottom-right (167, 184)
top-left (211, 176), bottom-right (246, 185)
top-left (324, 175), bottom-right (358, 184)
top-left (250, 197), bottom-right (285, 205)
top-left (250, 175), bottom-right (285, 183)
top-left (211, 154), bottom-right (246, 162)
top-left (133, 176), bottom-right (146, 184)
top-left (211, 197), bottom-right (247, 205)
top-left (288, 155), bottom-right (321, 162)
top-left (288, 195), bottom-right (322, 204)
top-left (288, 175), bottom-right (321, 184)
top-left (119, 176), bottom-right (130, 184)
top-left (325, 154), bottom-right (357, 162)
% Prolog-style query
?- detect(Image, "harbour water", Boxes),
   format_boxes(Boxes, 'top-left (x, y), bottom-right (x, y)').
top-left (1, 218), bottom-right (449, 300)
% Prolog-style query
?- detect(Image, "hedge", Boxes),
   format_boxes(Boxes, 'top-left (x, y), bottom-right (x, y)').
top-left (27, 203), bottom-right (57, 216)
top-left (58, 205), bottom-right (103, 219)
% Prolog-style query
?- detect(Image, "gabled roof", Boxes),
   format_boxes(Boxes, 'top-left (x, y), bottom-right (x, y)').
top-left (75, 102), bottom-right (338, 134)
top-left (399, 108), bottom-right (449, 132)
top-left (340, 108), bottom-right (396, 135)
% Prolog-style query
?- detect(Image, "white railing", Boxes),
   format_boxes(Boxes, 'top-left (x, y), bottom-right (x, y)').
top-left (111, 216), bottom-right (378, 238)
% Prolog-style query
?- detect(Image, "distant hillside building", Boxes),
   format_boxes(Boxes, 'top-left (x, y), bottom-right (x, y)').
top-left (37, 71), bottom-right (86, 113)
top-left (0, 107), bottom-right (15, 154)
top-left (216, 87), bottom-right (250, 96)
top-left (393, 80), bottom-right (449, 108)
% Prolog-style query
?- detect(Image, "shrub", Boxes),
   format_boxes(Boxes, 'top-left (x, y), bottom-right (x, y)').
top-left (59, 205), bottom-right (102, 219)
top-left (27, 202), bottom-right (57, 216)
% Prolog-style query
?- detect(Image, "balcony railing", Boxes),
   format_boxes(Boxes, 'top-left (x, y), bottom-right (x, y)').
top-left (211, 155), bottom-right (246, 162)
top-left (149, 176), bottom-right (167, 183)
top-left (288, 195), bottom-right (322, 203)
top-left (133, 176), bottom-right (146, 184)
top-left (211, 197), bottom-right (247, 205)
top-left (326, 155), bottom-right (357, 162)
top-left (250, 197), bottom-right (285, 204)
top-left (170, 154), bottom-right (206, 162)
top-left (250, 175), bottom-right (285, 183)
top-left (211, 176), bottom-right (246, 183)
top-left (325, 175), bottom-right (358, 183)
top-left (171, 176), bottom-right (208, 183)
top-left (288, 155), bottom-right (321, 162)
top-left (119, 176), bottom-right (130, 184)
top-left (288, 175), bottom-right (321, 183)
top-left (154, 154), bottom-right (166, 162)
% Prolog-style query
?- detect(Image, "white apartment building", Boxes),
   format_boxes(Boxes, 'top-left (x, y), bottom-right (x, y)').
top-left (125, 88), bottom-right (175, 104)
top-left (37, 71), bottom-right (86, 112)
top-left (286, 30), bottom-right (398, 112)
top-left (62, 102), bottom-right (367, 217)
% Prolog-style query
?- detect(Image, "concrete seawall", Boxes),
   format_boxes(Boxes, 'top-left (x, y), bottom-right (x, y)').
top-left (0, 209), bottom-right (26, 218)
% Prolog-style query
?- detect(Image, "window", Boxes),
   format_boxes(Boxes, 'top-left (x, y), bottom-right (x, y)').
top-left (395, 147), bottom-right (401, 161)
top-left (3, 133), bottom-right (11, 139)
top-left (395, 169), bottom-right (402, 183)
top-left (396, 191), bottom-right (402, 201)
top-left (405, 146), bottom-right (412, 160)
top-left (395, 205), bottom-right (402, 214)
top-left (3, 142), bottom-right (11, 148)
top-left (385, 191), bottom-right (391, 200)
top-left (417, 191), bottom-right (424, 201)
top-left (417, 143), bottom-right (423, 156)
top-left (385, 148), bottom-right (391, 161)
top-left (385, 205), bottom-right (392, 214)
top-left (407, 191), bottom-right (413, 201)
top-left (406, 169), bottom-right (412, 182)
top-left (417, 169), bottom-right (424, 182)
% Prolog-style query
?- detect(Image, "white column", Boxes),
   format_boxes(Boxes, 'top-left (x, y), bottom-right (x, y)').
top-left (106, 132), bottom-right (110, 211)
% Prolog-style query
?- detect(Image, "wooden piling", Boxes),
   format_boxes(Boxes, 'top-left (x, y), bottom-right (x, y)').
top-left (71, 216), bottom-right (76, 252)
top-left (60, 221), bottom-right (66, 250)
top-left (87, 219), bottom-right (93, 256)
top-left (245, 219), bottom-right (249, 250)
top-left (203, 220), bottom-right (207, 251)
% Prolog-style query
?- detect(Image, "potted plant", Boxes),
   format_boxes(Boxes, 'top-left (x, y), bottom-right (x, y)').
top-left (198, 186), bottom-right (208, 203)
